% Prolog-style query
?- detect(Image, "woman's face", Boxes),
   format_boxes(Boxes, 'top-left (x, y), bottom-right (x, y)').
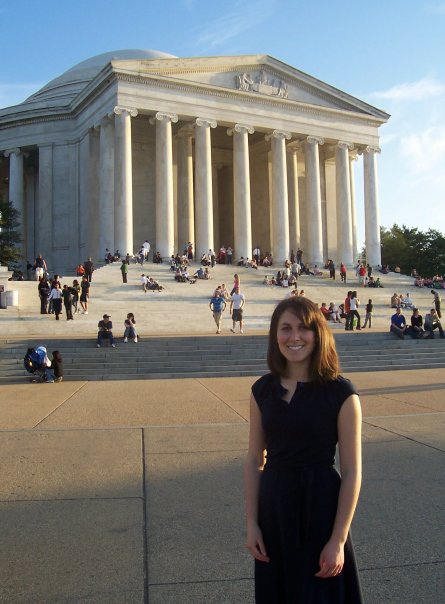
top-left (276, 310), bottom-right (315, 367)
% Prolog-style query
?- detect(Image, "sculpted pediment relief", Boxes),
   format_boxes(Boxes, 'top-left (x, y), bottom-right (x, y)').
top-left (109, 56), bottom-right (388, 119)
top-left (235, 70), bottom-right (288, 98)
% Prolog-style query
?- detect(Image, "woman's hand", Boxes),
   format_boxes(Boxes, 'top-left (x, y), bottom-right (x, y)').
top-left (246, 522), bottom-right (270, 562)
top-left (315, 539), bottom-right (344, 578)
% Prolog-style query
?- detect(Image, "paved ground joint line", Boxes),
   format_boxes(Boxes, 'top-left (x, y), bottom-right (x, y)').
top-left (360, 559), bottom-right (444, 571)
top-left (363, 420), bottom-right (445, 453)
top-left (196, 377), bottom-right (249, 422)
top-left (31, 381), bottom-right (88, 429)
top-left (141, 428), bottom-right (149, 604)
top-left (149, 577), bottom-right (253, 587)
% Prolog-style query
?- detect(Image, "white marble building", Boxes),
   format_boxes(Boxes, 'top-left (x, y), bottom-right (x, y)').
top-left (0, 49), bottom-right (389, 272)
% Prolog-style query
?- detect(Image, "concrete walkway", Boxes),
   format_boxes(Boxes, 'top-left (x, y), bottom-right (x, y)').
top-left (1, 368), bottom-right (444, 603)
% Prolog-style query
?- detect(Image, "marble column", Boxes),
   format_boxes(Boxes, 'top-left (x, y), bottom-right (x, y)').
top-left (362, 145), bottom-right (382, 266)
top-left (37, 144), bottom-right (53, 267)
top-left (287, 143), bottom-right (301, 253)
top-left (349, 150), bottom-right (358, 262)
top-left (266, 130), bottom-right (291, 263)
top-left (114, 106), bottom-right (138, 255)
top-left (227, 124), bottom-right (254, 261)
top-left (335, 141), bottom-right (354, 265)
top-left (150, 112), bottom-right (178, 259)
top-left (305, 136), bottom-right (324, 265)
top-left (96, 116), bottom-right (115, 256)
top-left (177, 125), bottom-right (195, 252)
top-left (4, 148), bottom-right (25, 257)
top-left (194, 118), bottom-right (217, 258)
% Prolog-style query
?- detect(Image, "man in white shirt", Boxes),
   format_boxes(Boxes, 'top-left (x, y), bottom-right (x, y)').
top-left (230, 287), bottom-right (246, 334)
top-left (142, 240), bottom-right (151, 261)
top-left (140, 274), bottom-right (148, 293)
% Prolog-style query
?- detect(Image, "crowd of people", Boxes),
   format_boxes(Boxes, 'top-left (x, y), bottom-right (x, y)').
top-left (25, 246), bottom-right (445, 347)
top-left (389, 289), bottom-right (443, 340)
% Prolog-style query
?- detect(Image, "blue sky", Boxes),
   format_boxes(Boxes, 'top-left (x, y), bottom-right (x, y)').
top-left (2, 0), bottom-right (445, 246)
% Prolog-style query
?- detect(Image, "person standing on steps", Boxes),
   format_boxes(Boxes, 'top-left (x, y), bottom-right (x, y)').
top-left (230, 286), bottom-right (245, 334)
top-left (209, 291), bottom-right (226, 334)
top-left (244, 297), bottom-right (363, 603)
top-left (62, 284), bottom-right (74, 320)
top-left (120, 259), bottom-right (129, 283)
top-left (349, 291), bottom-right (361, 330)
top-left (80, 276), bottom-right (90, 314)
top-left (48, 283), bottom-right (63, 320)
top-left (362, 299), bottom-right (373, 329)
top-left (83, 257), bottom-right (94, 282)
top-left (431, 289), bottom-right (442, 318)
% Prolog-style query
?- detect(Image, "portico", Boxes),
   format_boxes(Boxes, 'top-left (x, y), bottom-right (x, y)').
top-left (0, 50), bottom-right (389, 272)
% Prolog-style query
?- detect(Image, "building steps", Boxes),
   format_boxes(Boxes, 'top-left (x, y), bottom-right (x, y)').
top-left (1, 333), bottom-right (444, 382)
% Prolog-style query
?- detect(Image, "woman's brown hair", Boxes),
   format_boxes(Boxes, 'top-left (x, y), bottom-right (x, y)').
top-left (267, 297), bottom-right (340, 382)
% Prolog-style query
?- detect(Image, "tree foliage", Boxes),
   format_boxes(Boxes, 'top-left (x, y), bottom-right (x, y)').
top-left (0, 201), bottom-right (22, 266)
top-left (380, 224), bottom-right (445, 277)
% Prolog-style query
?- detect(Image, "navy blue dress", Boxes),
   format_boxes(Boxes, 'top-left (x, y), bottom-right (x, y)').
top-left (252, 373), bottom-right (363, 604)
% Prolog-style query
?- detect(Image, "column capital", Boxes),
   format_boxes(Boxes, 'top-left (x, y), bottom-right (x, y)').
top-left (227, 124), bottom-right (255, 136)
top-left (265, 130), bottom-right (291, 142)
top-left (287, 140), bottom-right (304, 152)
top-left (4, 148), bottom-right (21, 158)
top-left (349, 149), bottom-right (359, 162)
top-left (94, 114), bottom-right (114, 130)
top-left (149, 111), bottom-right (178, 125)
top-left (337, 141), bottom-right (354, 150)
top-left (177, 124), bottom-right (195, 138)
top-left (114, 106), bottom-right (138, 118)
top-left (306, 135), bottom-right (325, 145)
top-left (195, 118), bottom-right (217, 129)
top-left (359, 145), bottom-right (381, 155)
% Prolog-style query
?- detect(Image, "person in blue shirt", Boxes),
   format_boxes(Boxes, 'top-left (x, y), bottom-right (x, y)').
top-left (390, 307), bottom-right (407, 339)
top-left (209, 292), bottom-right (226, 334)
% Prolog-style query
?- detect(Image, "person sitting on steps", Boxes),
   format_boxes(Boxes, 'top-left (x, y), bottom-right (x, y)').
top-left (96, 314), bottom-right (116, 348)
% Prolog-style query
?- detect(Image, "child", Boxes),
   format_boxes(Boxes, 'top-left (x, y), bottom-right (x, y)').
top-left (362, 299), bottom-right (373, 328)
top-left (48, 350), bottom-right (63, 383)
top-left (124, 313), bottom-right (138, 343)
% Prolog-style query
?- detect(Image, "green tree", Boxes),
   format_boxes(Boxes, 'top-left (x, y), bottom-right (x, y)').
top-left (380, 224), bottom-right (445, 277)
top-left (0, 201), bottom-right (22, 266)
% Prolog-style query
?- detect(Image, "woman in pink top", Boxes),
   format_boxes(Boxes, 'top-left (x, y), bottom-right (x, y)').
top-left (231, 273), bottom-right (240, 295)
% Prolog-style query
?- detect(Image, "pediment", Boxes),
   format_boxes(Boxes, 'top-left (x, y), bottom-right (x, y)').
top-left (109, 55), bottom-right (389, 121)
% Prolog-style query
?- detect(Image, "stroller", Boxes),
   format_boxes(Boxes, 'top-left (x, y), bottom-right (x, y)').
top-left (24, 346), bottom-right (52, 382)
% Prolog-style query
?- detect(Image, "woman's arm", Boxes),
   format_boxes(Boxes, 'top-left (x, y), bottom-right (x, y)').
top-left (316, 394), bottom-right (362, 578)
top-left (244, 394), bottom-right (269, 562)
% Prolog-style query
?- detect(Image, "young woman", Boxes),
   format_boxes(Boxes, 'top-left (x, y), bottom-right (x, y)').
top-left (47, 350), bottom-right (63, 383)
top-left (123, 313), bottom-right (137, 343)
top-left (245, 297), bottom-right (363, 603)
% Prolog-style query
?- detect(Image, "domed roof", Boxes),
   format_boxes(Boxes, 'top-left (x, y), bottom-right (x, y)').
top-left (25, 49), bottom-right (177, 105)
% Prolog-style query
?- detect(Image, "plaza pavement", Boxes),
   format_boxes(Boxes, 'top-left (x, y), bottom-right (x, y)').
top-left (0, 267), bottom-right (444, 602)
top-left (0, 368), bottom-right (444, 603)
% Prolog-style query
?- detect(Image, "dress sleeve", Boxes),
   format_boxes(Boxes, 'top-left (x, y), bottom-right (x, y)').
top-left (335, 376), bottom-right (359, 408)
top-left (251, 373), bottom-right (274, 409)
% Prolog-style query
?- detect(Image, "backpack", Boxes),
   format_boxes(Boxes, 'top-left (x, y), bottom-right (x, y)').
top-left (24, 349), bottom-right (41, 373)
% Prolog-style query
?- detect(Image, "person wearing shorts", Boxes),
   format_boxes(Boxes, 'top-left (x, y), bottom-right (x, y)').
top-left (230, 287), bottom-right (245, 334)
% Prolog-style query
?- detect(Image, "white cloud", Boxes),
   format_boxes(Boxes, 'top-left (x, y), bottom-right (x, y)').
top-left (369, 77), bottom-right (445, 102)
top-left (400, 127), bottom-right (445, 176)
top-left (193, 0), bottom-right (275, 52)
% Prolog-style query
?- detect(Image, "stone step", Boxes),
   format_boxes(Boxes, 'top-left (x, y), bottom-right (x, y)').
top-left (1, 332), bottom-right (444, 381)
